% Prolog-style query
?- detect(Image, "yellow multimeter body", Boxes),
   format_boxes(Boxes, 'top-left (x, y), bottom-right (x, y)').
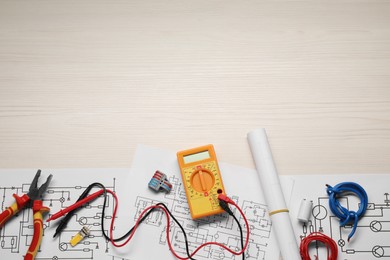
top-left (177, 144), bottom-right (226, 219)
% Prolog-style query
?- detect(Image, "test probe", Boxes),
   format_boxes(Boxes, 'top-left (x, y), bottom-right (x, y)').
top-left (49, 145), bottom-right (251, 259)
top-left (49, 182), bottom-right (250, 259)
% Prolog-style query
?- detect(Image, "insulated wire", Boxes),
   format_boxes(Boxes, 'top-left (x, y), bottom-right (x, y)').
top-left (232, 212), bottom-right (245, 260)
top-left (53, 182), bottom-right (105, 238)
top-left (54, 183), bottom-right (248, 259)
top-left (326, 182), bottom-right (368, 241)
top-left (53, 183), bottom-right (195, 259)
top-left (299, 232), bottom-right (338, 260)
top-left (107, 191), bottom-right (250, 259)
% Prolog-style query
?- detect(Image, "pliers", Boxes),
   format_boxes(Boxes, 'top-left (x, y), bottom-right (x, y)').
top-left (0, 169), bottom-right (52, 260)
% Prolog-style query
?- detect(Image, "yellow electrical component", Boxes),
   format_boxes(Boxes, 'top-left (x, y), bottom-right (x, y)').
top-left (177, 145), bottom-right (227, 219)
top-left (70, 226), bottom-right (90, 247)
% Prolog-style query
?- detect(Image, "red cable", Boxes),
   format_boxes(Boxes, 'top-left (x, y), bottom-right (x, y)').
top-left (186, 199), bottom-right (250, 259)
top-left (300, 232), bottom-right (338, 260)
top-left (106, 189), bottom-right (250, 259)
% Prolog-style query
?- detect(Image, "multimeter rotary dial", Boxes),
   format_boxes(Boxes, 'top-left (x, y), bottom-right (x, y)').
top-left (190, 168), bottom-right (215, 193)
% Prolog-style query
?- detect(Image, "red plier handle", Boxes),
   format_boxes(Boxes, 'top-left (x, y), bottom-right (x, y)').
top-left (0, 194), bottom-right (30, 227)
top-left (24, 200), bottom-right (50, 260)
top-left (0, 195), bottom-right (50, 260)
top-left (0, 170), bottom-right (52, 260)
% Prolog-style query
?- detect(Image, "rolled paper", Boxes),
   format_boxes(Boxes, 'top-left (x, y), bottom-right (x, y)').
top-left (248, 128), bottom-right (301, 260)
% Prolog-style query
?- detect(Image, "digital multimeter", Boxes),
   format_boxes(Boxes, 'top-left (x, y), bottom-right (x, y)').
top-left (177, 145), bottom-right (226, 219)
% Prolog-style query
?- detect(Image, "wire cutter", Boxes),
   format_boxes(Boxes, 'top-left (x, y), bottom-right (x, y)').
top-left (0, 169), bottom-right (52, 260)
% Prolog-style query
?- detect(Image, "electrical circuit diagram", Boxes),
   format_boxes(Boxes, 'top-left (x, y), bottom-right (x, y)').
top-left (131, 175), bottom-right (272, 259)
top-left (289, 174), bottom-right (390, 260)
top-left (299, 194), bottom-right (390, 259)
top-left (109, 145), bottom-right (285, 259)
top-left (0, 169), bottom-right (129, 260)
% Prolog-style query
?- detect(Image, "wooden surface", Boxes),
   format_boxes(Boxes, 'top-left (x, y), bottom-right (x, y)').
top-left (0, 0), bottom-right (389, 175)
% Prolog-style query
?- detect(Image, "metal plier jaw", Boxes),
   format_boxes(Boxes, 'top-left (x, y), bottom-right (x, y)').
top-left (0, 169), bottom-right (52, 260)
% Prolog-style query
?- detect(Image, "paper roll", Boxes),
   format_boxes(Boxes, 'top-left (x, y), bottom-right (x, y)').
top-left (247, 129), bottom-right (301, 260)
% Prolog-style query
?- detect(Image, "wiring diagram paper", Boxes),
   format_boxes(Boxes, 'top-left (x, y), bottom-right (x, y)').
top-left (0, 168), bottom-right (130, 260)
top-left (110, 145), bottom-right (294, 260)
top-left (288, 174), bottom-right (390, 260)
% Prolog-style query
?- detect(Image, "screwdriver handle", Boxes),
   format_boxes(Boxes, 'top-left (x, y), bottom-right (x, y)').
top-left (0, 194), bottom-right (30, 228)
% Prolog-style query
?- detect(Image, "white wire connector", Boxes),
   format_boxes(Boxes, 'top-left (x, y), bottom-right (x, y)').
top-left (297, 199), bottom-right (313, 223)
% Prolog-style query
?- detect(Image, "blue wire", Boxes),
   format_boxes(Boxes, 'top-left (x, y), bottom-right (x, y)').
top-left (326, 182), bottom-right (368, 242)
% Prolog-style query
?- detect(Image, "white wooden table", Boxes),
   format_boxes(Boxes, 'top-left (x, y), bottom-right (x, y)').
top-left (0, 0), bottom-right (389, 175)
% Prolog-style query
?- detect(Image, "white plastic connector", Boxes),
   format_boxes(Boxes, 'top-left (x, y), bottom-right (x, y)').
top-left (297, 199), bottom-right (313, 223)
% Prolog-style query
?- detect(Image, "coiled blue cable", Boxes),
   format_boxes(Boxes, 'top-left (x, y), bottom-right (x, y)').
top-left (326, 182), bottom-right (368, 242)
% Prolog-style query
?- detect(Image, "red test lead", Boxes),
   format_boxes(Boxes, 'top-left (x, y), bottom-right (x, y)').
top-left (46, 189), bottom-right (104, 222)
top-left (50, 181), bottom-right (250, 259)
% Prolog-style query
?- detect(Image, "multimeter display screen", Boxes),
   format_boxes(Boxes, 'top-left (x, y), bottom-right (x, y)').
top-left (183, 150), bottom-right (210, 164)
